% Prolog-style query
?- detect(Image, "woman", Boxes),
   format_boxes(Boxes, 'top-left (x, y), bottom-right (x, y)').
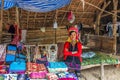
top-left (63, 26), bottom-right (82, 77)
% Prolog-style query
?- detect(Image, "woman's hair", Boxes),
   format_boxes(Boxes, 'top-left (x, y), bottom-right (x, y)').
top-left (69, 31), bottom-right (76, 35)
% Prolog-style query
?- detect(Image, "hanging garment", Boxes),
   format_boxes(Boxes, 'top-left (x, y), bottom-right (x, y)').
top-left (106, 22), bottom-right (113, 37)
top-left (8, 24), bottom-right (15, 40)
top-left (67, 11), bottom-right (75, 23)
top-left (0, 44), bottom-right (6, 63)
top-left (47, 44), bottom-right (58, 62)
top-left (11, 25), bottom-right (21, 45)
top-left (21, 30), bottom-right (27, 42)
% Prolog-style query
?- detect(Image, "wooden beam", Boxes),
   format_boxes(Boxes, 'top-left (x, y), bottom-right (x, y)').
top-left (60, 0), bottom-right (73, 25)
top-left (101, 13), bottom-right (111, 17)
top-left (34, 12), bottom-right (37, 28)
top-left (84, 0), bottom-right (120, 18)
top-left (16, 7), bottom-right (20, 27)
top-left (20, 8), bottom-right (22, 29)
top-left (112, 0), bottom-right (118, 55)
top-left (42, 13), bottom-right (47, 28)
top-left (0, 0), bottom-right (4, 43)
top-left (7, 9), bottom-right (10, 22)
top-left (27, 12), bottom-right (30, 29)
top-left (79, 0), bottom-right (94, 19)
top-left (16, 7), bottom-right (20, 36)
top-left (95, 1), bottom-right (111, 35)
top-left (102, 9), bottom-right (120, 18)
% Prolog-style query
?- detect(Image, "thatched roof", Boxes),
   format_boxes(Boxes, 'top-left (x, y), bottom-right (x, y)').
top-left (1, 0), bottom-right (104, 29)
top-left (0, 0), bottom-right (105, 44)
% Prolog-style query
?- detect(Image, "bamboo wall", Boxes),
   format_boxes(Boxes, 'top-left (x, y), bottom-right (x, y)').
top-left (86, 35), bottom-right (115, 53)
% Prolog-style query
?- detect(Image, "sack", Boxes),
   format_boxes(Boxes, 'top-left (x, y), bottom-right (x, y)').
top-left (9, 62), bottom-right (26, 73)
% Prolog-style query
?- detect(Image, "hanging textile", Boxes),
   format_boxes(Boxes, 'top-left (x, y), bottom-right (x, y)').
top-left (21, 30), bottom-right (27, 43)
top-left (11, 24), bottom-right (21, 45)
top-left (0, 44), bottom-right (6, 63)
top-left (16, 0), bottom-right (71, 12)
top-left (0, 0), bottom-right (15, 10)
top-left (0, 0), bottom-right (71, 12)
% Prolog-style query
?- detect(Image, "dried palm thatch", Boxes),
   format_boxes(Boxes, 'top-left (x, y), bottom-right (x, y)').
top-left (0, 0), bottom-right (107, 44)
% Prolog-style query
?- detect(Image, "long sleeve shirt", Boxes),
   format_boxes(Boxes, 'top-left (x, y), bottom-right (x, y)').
top-left (63, 42), bottom-right (82, 62)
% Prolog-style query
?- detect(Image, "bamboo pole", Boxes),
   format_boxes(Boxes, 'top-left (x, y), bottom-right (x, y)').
top-left (60, 0), bottom-right (73, 25)
top-left (113, 0), bottom-right (118, 55)
top-left (81, 0), bottom-right (120, 18)
top-left (0, 0), bottom-right (4, 43)
top-left (16, 7), bottom-right (20, 37)
top-left (96, 1), bottom-right (111, 35)
top-left (27, 12), bottom-right (30, 29)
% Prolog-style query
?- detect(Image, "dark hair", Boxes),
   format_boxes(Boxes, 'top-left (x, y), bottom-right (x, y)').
top-left (69, 31), bottom-right (76, 35)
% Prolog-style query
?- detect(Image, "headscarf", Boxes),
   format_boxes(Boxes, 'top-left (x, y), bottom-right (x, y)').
top-left (67, 26), bottom-right (79, 42)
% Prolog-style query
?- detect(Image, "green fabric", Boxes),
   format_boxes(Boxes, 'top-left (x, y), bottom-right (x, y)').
top-left (81, 52), bottom-right (118, 66)
top-left (0, 76), bottom-right (4, 80)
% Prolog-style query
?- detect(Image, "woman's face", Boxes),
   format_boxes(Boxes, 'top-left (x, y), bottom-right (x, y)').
top-left (70, 31), bottom-right (76, 40)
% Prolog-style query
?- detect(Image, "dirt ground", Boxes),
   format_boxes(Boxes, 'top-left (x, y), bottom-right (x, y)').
top-left (79, 65), bottom-right (120, 80)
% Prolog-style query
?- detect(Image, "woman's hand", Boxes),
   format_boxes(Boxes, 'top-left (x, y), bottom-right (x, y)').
top-left (72, 51), bottom-right (77, 54)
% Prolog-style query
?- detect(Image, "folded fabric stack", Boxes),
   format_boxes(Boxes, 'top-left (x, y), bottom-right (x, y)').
top-left (46, 73), bottom-right (58, 80)
top-left (27, 62), bottom-right (47, 79)
top-left (9, 61), bottom-right (26, 73)
top-left (27, 62), bottom-right (46, 72)
top-left (0, 65), bottom-right (7, 74)
top-left (47, 62), bottom-right (68, 73)
top-left (57, 72), bottom-right (78, 80)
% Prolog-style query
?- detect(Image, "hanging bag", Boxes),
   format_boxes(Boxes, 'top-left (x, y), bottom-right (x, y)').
top-left (47, 44), bottom-right (58, 62)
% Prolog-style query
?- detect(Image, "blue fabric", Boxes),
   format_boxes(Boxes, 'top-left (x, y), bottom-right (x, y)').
top-left (0, 0), bottom-right (71, 12)
top-left (48, 62), bottom-right (67, 68)
top-left (7, 44), bottom-right (17, 51)
top-left (5, 54), bottom-right (15, 62)
top-left (82, 52), bottom-right (96, 59)
top-left (16, 53), bottom-right (26, 59)
top-left (16, 0), bottom-right (71, 12)
top-left (9, 61), bottom-right (26, 71)
top-left (0, 0), bottom-right (15, 10)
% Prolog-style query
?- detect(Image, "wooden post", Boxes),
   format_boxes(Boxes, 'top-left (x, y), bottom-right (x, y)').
top-left (27, 12), bottom-right (30, 29)
top-left (0, 0), bottom-right (4, 43)
top-left (16, 7), bottom-right (20, 36)
top-left (96, 1), bottom-right (111, 35)
top-left (100, 62), bottom-right (104, 80)
top-left (113, 0), bottom-right (118, 55)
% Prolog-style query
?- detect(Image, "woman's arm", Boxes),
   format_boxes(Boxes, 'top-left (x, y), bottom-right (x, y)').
top-left (63, 42), bottom-right (72, 60)
top-left (77, 42), bottom-right (82, 62)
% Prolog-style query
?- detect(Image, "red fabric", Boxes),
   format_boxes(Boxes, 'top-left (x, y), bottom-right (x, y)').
top-left (67, 11), bottom-right (73, 21)
top-left (14, 24), bottom-right (21, 40)
top-left (63, 42), bottom-right (82, 62)
top-left (68, 26), bottom-right (79, 40)
top-left (11, 25), bottom-right (21, 45)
